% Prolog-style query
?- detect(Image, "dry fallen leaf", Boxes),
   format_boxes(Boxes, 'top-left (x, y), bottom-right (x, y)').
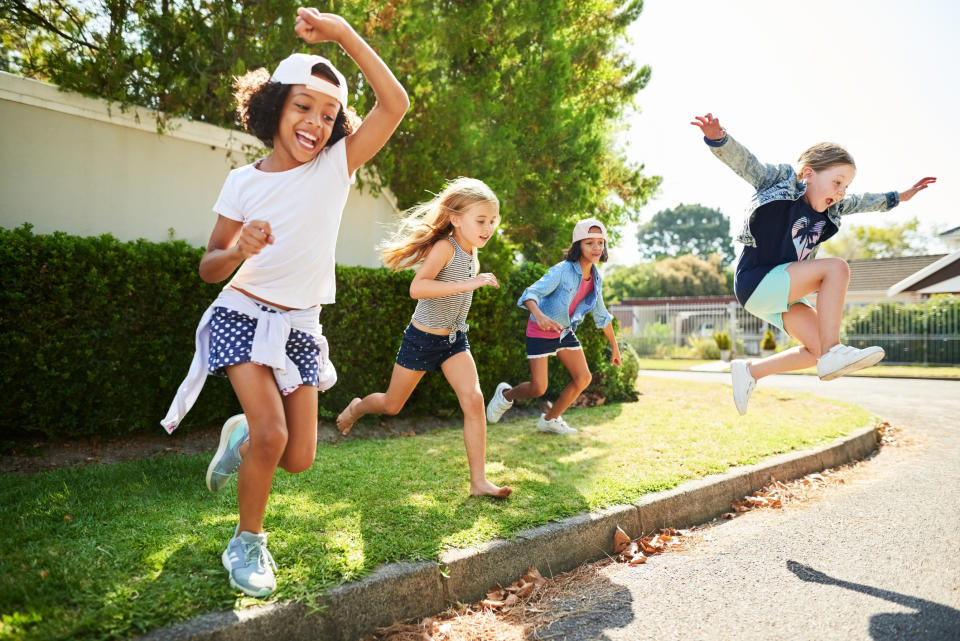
top-left (613, 526), bottom-right (632, 554)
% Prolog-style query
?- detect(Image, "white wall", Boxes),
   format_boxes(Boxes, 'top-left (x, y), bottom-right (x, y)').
top-left (0, 72), bottom-right (398, 267)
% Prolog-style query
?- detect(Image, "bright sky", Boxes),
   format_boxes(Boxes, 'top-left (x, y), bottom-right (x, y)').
top-left (614, 0), bottom-right (959, 265)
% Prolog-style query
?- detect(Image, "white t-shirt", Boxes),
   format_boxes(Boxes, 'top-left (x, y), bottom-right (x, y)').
top-left (212, 138), bottom-right (355, 309)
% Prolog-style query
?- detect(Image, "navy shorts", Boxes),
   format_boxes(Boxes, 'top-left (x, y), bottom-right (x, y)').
top-left (208, 305), bottom-right (322, 393)
top-left (526, 331), bottom-right (582, 359)
top-left (395, 323), bottom-right (470, 372)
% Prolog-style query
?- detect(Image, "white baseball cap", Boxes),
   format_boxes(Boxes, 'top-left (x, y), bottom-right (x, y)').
top-left (271, 53), bottom-right (348, 108)
top-left (572, 218), bottom-right (607, 243)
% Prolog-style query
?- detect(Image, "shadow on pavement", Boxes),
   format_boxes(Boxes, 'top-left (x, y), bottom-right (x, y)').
top-left (531, 575), bottom-right (635, 641)
top-left (788, 560), bottom-right (960, 641)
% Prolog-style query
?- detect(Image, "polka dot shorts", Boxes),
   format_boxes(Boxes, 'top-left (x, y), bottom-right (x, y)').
top-left (208, 305), bottom-right (321, 394)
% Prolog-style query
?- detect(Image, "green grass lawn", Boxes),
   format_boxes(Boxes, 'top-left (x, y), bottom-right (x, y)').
top-left (0, 377), bottom-right (873, 641)
top-left (635, 358), bottom-right (960, 378)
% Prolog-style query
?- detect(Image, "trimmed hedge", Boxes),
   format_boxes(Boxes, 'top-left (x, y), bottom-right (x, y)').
top-left (1, 225), bottom-right (638, 439)
top-left (842, 295), bottom-right (960, 365)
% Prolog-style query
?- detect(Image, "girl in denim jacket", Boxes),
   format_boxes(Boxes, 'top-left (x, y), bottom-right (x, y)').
top-left (486, 219), bottom-right (622, 434)
top-left (692, 113), bottom-right (935, 415)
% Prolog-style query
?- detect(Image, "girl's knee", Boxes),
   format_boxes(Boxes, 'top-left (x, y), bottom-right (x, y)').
top-left (529, 381), bottom-right (548, 398)
top-left (251, 420), bottom-right (288, 457)
top-left (381, 398), bottom-right (406, 416)
top-left (459, 390), bottom-right (485, 416)
top-left (281, 449), bottom-right (316, 474)
top-left (825, 257), bottom-right (850, 280)
top-left (573, 371), bottom-right (593, 391)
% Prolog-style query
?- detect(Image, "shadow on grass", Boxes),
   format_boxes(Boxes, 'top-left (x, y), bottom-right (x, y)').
top-left (0, 404), bottom-right (627, 640)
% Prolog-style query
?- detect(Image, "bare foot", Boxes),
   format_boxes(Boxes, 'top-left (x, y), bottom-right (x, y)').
top-left (337, 398), bottom-right (362, 435)
top-left (470, 480), bottom-right (513, 499)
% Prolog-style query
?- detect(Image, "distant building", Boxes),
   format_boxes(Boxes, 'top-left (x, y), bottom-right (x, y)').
top-left (887, 250), bottom-right (960, 298)
top-left (846, 255), bottom-right (947, 305)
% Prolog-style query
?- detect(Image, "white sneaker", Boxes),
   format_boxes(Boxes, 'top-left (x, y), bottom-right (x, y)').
top-left (817, 344), bottom-right (885, 381)
top-left (486, 382), bottom-right (514, 423)
top-left (537, 413), bottom-right (578, 434)
top-left (730, 359), bottom-right (756, 415)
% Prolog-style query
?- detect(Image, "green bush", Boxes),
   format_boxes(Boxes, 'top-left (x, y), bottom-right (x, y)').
top-left (841, 295), bottom-right (960, 364)
top-left (0, 226), bottom-right (637, 439)
top-left (622, 321), bottom-right (673, 356)
top-left (685, 334), bottom-right (720, 360)
top-left (761, 329), bottom-right (777, 351)
top-left (713, 331), bottom-right (731, 351)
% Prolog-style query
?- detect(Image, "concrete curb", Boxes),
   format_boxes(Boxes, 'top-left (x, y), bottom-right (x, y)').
top-left (141, 425), bottom-right (878, 641)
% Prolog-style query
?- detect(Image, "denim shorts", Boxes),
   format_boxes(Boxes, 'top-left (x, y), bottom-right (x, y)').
top-left (395, 323), bottom-right (470, 372)
top-left (526, 331), bottom-right (582, 359)
top-left (208, 305), bottom-right (322, 393)
top-left (743, 263), bottom-right (814, 331)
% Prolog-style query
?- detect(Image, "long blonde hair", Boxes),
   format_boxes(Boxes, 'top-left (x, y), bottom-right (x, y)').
top-left (380, 177), bottom-right (499, 271)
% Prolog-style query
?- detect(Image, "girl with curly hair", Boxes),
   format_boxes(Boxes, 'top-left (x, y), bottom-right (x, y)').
top-left (161, 8), bottom-right (408, 597)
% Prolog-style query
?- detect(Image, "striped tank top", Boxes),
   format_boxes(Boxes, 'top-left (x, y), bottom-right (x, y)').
top-left (411, 236), bottom-right (477, 343)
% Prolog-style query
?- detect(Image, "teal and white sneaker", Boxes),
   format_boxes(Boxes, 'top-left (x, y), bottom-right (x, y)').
top-left (205, 414), bottom-right (249, 492)
top-left (222, 527), bottom-right (277, 597)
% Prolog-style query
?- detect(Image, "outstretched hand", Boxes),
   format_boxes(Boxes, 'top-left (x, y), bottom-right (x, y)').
top-left (691, 113), bottom-right (726, 141)
top-left (294, 8), bottom-right (349, 44)
top-left (899, 177), bottom-right (937, 203)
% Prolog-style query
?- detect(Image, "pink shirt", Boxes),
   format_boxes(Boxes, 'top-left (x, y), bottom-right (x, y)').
top-left (526, 277), bottom-right (595, 339)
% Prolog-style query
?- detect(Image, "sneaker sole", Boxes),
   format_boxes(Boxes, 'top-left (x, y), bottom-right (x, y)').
top-left (819, 349), bottom-right (885, 381)
top-left (206, 414), bottom-right (246, 492)
top-left (536, 425), bottom-right (578, 434)
top-left (221, 550), bottom-right (274, 598)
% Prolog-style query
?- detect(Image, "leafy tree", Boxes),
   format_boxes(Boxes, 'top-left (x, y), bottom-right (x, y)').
top-left (635, 203), bottom-right (735, 263)
top-left (604, 253), bottom-right (730, 302)
top-left (2, 0), bottom-right (660, 265)
top-left (820, 217), bottom-right (931, 259)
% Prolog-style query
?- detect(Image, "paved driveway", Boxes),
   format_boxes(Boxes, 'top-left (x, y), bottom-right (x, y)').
top-left (534, 372), bottom-right (960, 641)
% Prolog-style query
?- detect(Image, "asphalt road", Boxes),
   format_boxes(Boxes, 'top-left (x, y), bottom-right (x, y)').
top-left (533, 371), bottom-right (960, 641)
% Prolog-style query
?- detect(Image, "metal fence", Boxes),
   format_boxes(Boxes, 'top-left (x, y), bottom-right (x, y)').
top-left (611, 295), bottom-right (960, 365)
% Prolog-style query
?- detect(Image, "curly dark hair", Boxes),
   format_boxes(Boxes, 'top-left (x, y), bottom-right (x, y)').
top-left (233, 62), bottom-right (360, 149)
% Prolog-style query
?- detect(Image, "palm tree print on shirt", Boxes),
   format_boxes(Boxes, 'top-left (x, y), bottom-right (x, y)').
top-left (792, 216), bottom-right (826, 260)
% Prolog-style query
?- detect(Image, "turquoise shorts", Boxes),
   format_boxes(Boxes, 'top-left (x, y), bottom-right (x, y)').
top-left (743, 263), bottom-right (814, 331)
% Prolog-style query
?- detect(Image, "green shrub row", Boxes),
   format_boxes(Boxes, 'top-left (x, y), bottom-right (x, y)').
top-left (842, 295), bottom-right (960, 364)
top-left (0, 225), bottom-right (638, 439)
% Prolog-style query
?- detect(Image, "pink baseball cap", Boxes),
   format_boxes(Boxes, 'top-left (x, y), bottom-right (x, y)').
top-left (271, 53), bottom-right (348, 108)
top-left (572, 218), bottom-right (607, 243)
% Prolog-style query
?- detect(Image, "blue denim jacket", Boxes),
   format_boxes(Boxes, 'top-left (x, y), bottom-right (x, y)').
top-left (705, 134), bottom-right (899, 250)
top-left (518, 260), bottom-right (613, 333)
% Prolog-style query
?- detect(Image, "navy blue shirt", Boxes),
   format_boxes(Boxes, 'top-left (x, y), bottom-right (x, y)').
top-left (734, 198), bottom-right (837, 305)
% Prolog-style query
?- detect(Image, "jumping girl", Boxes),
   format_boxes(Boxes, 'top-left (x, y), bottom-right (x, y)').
top-left (691, 113), bottom-right (935, 414)
top-left (335, 177), bottom-right (512, 499)
top-left (486, 218), bottom-right (622, 434)
top-left (161, 9), bottom-right (408, 597)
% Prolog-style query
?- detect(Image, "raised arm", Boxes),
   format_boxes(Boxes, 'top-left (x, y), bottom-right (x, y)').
top-left (691, 113), bottom-right (794, 191)
top-left (837, 177), bottom-right (936, 217)
top-left (295, 8), bottom-right (409, 176)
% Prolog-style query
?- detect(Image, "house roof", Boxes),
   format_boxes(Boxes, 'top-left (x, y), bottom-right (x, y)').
top-left (847, 255), bottom-right (946, 293)
top-left (887, 249), bottom-right (960, 296)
